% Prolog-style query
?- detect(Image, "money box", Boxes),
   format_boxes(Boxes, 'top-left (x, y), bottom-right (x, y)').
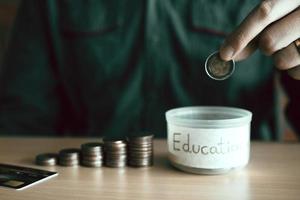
top-left (165, 106), bottom-right (252, 174)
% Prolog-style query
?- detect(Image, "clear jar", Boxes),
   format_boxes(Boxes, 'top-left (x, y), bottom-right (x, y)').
top-left (165, 106), bottom-right (252, 174)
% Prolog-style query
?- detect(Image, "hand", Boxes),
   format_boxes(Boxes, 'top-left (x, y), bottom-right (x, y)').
top-left (219, 0), bottom-right (300, 80)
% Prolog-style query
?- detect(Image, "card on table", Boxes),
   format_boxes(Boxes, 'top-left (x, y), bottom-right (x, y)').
top-left (0, 163), bottom-right (58, 190)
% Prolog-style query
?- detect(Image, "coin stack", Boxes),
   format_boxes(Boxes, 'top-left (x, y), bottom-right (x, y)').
top-left (127, 133), bottom-right (154, 167)
top-left (103, 137), bottom-right (127, 168)
top-left (81, 142), bottom-right (103, 167)
top-left (35, 153), bottom-right (58, 166)
top-left (58, 148), bottom-right (81, 167)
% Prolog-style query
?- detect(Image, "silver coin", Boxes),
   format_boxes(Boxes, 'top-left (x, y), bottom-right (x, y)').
top-left (129, 160), bottom-right (153, 164)
top-left (81, 156), bottom-right (103, 162)
top-left (129, 146), bottom-right (153, 151)
top-left (81, 160), bottom-right (103, 164)
top-left (129, 154), bottom-right (153, 159)
top-left (105, 162), bottom-right (127, 168)
top-left (205, 51), bottom-right (235, 80)
top-left (128, 142), bottom-right (153, 148)
top-left (103, 136), bottom-right (126, 144)
top-left (59, 156), bottom-right (80, 162)
top-left (129, 159), bottom-right (153, 164)
top-left (130, 155), bottom-right (153, 159)
top-left (35, 153), bottom-right (58, 166)
top-left (104, 146), bottom-right (127, 150)
top-left (127, 133), bottom-right (154, 142)
top-left (105, 155), bottom-right (127, 161)
top-left (81, 142), bottom-right (103, 152)
top-left (105, 159), bottom-right (127, 163)
top-left (59, 148), bottom-right (81, 159)
top-left (129, 149), bottom-right (152, 154)
top-left (129, 153), bottom-right (153, 157)
top-left (104, 158), bottom-right (127, 163)
top-left (128, 143), bottom-right (153, 147)
top-left (104, 145), bottom-right (127, 151)
top-left (81, 151), bottom-right (103, 157)
top-left (59, 148), bottom-right (81, 166)
top-left (105, 150), bottom-right (127, 156)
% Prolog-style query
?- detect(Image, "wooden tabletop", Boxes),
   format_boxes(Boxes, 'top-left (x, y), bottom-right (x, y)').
top-left (0, 138), bottom-right (299, 200)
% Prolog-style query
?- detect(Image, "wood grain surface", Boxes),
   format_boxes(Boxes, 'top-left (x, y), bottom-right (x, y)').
top-left (0, 138), bottom-right (299, 200)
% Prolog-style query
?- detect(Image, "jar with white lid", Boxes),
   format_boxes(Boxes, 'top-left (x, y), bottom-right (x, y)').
top-left (165, 106), bottom-right (252, 174)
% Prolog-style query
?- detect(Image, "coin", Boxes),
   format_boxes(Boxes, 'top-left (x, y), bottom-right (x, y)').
top-left (35, 153), bottom-right (58, 166)
top-left (128, 145), bottom-right (153, 150)
top-left (129, 152), bottom-right (153, 157)
top-left (103, 136), bottom-right (126, 145)
top-left (105, 161), bottom-right (127, 168)
top-left (81, 142), bottom-right (103, 168)
top-left (81, 151), bottom-right (103, 157)
top-left (81, 156), bottom-right (103, 162)
top-left (59, 148), bottom-right (81, 159)
top-left (205, 51), bottom-right (235, 80)
top-left (104, 145), bottom-right (127, 151)
top-left (58, 148), bottom-right (81, 167)
top-left (127, 132), bottom-right (154, 141)
top-left (127, 133), bottom-right (154, 167)
top-left (81, 142), bottom-right (103, 152)
top-left (103, 137), bottom-right (127, 168)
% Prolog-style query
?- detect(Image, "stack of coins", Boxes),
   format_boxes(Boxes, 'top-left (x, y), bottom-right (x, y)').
top-left (103, 137), bottom-right (127, 168)
top-left (58, 148), bottom-right (81, 167)
top-left (35, 153), bottom-right (58, 166)
top-left (127, 133), bottom-right (154, 167)
top-left (81, 142), bottom-right (103, 167)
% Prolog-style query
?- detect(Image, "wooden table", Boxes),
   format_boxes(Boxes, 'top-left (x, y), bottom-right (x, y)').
top-left (0, 138), bottom-right (299, 200)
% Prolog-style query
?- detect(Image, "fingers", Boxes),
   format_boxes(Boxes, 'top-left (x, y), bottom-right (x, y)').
top-left (287, 66), bottom-right (300, 80)
top-left (259, 8), bottom-right (300, 56)
top-left (234, 38), bottom-right (258, 61)
top-left (273, 42), bottom-right (300, 80)
top-left (220, 0), bottom-right (300, 61)
top-left (273, 42), bottom-right (300, 70)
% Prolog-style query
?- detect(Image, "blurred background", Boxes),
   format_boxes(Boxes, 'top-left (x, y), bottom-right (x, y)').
top-left (0, 0), bottom-right (298, 141)
top-left (0, 0), bottom-right (19, 63)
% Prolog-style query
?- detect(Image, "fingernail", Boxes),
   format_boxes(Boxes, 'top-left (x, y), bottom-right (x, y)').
top-left (220, 45), bottom-right (235, 61)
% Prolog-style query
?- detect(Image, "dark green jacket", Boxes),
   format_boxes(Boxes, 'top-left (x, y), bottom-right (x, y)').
top-left (1, 0), bottom-right (299, 139)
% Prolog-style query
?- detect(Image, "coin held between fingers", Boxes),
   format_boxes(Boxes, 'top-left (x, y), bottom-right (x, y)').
top-left (205, 51), bottom-right (235, 81)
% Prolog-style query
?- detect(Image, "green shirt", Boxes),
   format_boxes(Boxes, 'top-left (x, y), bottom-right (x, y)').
top-left (1, 0), bottom-right (299, 140)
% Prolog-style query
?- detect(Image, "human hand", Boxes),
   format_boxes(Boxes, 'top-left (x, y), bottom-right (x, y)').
top-left (219, 0), bottom-right (300, 80)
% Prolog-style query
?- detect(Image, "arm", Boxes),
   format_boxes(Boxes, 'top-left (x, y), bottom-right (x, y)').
top-left (219, 0), bottom-right (300, 137)
top-left (220, 0), bottom-right (300, 79)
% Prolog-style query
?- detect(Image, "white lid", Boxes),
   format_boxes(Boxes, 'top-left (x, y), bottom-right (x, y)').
top-left (165, 106), bottom-right (252, 128)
